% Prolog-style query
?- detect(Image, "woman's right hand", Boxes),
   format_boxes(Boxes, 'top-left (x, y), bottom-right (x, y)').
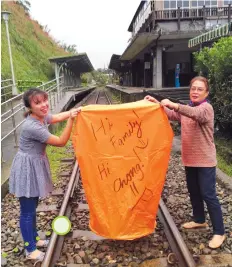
top-left (70, 107), bottom-right (81, 120)
top-left (47, 108), bottom-right (81, 147)
top-left (144, 95), bottom-right (159, 103)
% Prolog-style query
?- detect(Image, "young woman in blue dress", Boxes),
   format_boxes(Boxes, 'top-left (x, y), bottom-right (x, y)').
top-left (9, 88), bottom-right (81, 261)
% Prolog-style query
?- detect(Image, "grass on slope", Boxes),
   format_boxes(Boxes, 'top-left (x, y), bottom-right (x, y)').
top-left (215, 137), bottom-right (232, 177)
top-left (46, 125), bottom-right (73, 182)
top-left (1, 1), bottom-right (69, 81)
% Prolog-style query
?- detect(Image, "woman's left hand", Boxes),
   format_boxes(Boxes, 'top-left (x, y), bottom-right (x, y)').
top-left (161, 99), bottom-right (179, 111)
top-left (70, 107), bottom-right (81, 119)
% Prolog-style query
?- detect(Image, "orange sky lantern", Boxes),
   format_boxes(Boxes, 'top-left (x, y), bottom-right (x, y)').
top-left (72, 100), bottom-right (173, 240)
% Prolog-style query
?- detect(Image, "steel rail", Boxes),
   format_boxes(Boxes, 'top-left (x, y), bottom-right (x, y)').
top-left (41, 162), bottom-right (80, 267)
top-left (41, 89), bottom-right (195, 267)
top-left (104, 90), bottom-right (112, 104)
top-left (158, 199), bottom-right (196, 267)
top-left (94, 89), bottom-right (112, 105)
top-left (41, 88), bottom-right (111, 266)
top-left (102, 89), bottom-right (194, 266)
top-left (95, 90), bottom-right (100, 103)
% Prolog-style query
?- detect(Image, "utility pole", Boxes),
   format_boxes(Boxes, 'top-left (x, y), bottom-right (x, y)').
top-left (2, 11), bottom-right (18, 96)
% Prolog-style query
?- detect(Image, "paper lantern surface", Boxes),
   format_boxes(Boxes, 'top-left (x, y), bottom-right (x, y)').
top-left (72, 100), bottom-right (173, 240)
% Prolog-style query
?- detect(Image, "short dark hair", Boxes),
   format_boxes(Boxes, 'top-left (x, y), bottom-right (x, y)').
top-left (23, 88), bottom-right (48, 117)
top-left (190, 76), bottom-right (209, 91)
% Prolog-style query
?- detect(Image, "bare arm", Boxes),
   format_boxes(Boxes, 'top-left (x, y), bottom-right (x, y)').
top-left (46, 108), bottom-right (81, 147)
top-left (46, 117), bottom-right (75, 147)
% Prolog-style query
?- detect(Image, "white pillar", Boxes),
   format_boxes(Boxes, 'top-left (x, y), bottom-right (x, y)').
top-left (153, 46), bottom-right (163, 89)
top-left (64, 68), bottom-right (67, 86)
top-left (67, 70), bottom-right (70, 87)
top-left (63, 68), bottom-right (65, 86)
top-left (54, 63), bottom-right (60, 100)
top-left (61, 67), bottom-right (64, 88)
top-left (4, 17), bottom-right (17, 95)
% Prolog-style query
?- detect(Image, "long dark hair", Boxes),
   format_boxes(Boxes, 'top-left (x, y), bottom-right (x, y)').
top-left (23, 88), bottom-right (48, 117)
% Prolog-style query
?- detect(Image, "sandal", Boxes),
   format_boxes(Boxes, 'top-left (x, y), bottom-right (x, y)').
top-left (209, 235), bottom-right (226, 249)
top-left (36, 239), bottom-right (50, 248)
top-left (25, 249), bottom-right (45, 261)
top-left (182, 221), bottom-right (208, 229)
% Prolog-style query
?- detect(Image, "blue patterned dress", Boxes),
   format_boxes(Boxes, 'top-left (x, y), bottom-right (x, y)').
top-left (9, 115), bottom-right (53, 198)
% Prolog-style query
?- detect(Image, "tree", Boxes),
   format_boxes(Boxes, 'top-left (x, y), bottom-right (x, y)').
top-left (57, 42), bottom-right (78, 54)
top-left (194, 37), bottom-right (232, 134)
top-left (66, 44), bottom-right (78, 54)
top-left (81, 73), bottom-right (92, 85)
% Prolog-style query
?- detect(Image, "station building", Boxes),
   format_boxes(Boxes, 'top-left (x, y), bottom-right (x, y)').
top-left (109, 0), bottom-right (231, 89)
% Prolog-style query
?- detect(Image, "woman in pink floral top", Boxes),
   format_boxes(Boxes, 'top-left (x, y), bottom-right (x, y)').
top-left (145, 76), bottom-right (225, 249)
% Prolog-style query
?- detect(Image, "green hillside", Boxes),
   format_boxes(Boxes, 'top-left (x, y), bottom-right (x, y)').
top-left (1, 1), bottom-right (69, 82)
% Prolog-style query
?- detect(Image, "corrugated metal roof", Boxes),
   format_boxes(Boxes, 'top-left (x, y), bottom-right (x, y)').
top-left (108, 54), bottom-right (121, 71)
top-left (48, 53), bottom-right (94, 74)
top-left (188, 22), bottom-right (232, 48)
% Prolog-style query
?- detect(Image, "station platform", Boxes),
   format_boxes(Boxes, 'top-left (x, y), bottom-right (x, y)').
top-left (106, 84), bottom-right (189, 103)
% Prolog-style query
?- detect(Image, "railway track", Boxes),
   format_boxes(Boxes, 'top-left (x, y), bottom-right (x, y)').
top-left (2, 88), bottom-right (231, 267)
top-left (41, 89), bottom-right (112, 267)
top-left (39, 88), bottom-right (196, 267)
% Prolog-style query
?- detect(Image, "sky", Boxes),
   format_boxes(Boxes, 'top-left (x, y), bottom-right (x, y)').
top-left (29, 0), bottom-right (141, 69)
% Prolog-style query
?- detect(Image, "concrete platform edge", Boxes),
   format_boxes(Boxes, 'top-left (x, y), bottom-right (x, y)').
top-left (216, 167), bottom-right (232, 192)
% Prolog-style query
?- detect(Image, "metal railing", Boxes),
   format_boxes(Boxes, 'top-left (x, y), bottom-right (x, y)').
top-left (1, 76), bottom-right (65, 162)
top-left (1, 79), bottom-right (13, 102)
top-left (132, 3), bottom-right (231, 36)
top-left (154, 6), bottom-right (230, 19)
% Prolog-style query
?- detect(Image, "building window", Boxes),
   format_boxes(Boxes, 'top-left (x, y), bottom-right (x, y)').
top-left (224, 0), bottom-right (232, 4)
top-left (164, 0), bottom-right (170, 8)
top-left (170, 1), bottom-right (177, 8)
top-left (210, 0), bottom-right (218, 6)
top-left (198, 0), bottom-right (204, 6)
top-left (177, 0), bottom-right (182, 7)
top-left (183, 1), bottom-right (189, 7)
top-left (164, 1), bottom-right (169, 8)
top-left (163, 0), bottom-right (219, 9)
top-left (192, 1), bottom-right (198, 7)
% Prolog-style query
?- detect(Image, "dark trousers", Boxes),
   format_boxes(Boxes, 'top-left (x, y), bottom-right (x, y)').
top-left (19, 197), bottom-right (39, 252)
top-left (185, 167), bottom-right (224, 235)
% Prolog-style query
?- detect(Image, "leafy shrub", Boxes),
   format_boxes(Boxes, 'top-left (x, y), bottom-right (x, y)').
top-left (194, 37), bottom-right (232, 135)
